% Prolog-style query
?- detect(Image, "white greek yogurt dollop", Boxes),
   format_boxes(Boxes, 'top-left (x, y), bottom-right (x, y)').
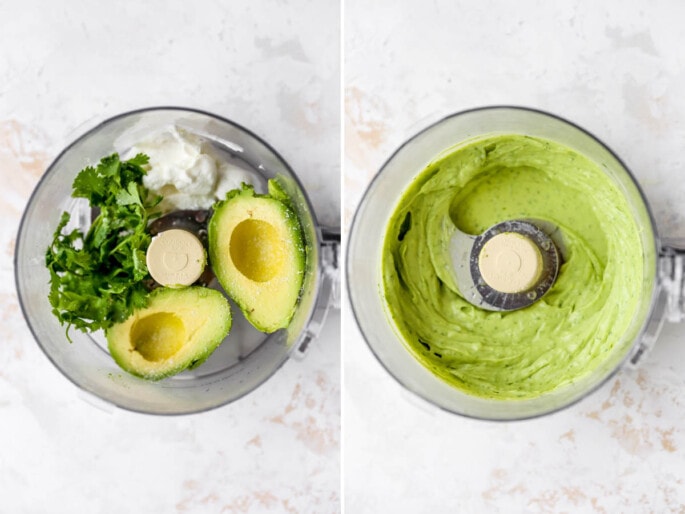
top-left (125, 126), bottom-right (260, 212)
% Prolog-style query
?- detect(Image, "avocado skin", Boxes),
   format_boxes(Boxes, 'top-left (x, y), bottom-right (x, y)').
top-left (208, 182), bottom-right (305, 333)
top-left (106, 286), bottom-right (232, 381)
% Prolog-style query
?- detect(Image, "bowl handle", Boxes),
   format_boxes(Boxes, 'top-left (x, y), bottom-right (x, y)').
top-left (292, 226), bottom-right (340, 359)
top-left (629, 245), bottom-right (685, 367)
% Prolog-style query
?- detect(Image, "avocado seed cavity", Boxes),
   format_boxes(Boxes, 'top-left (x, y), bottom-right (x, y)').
top-left (130, 312), bottom-right (186, 362)
top-left (229, 219), bottom-right (286, 282)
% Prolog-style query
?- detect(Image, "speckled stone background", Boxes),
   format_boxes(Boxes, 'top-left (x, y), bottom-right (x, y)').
top-left (1, 1), bottom-right (340, 513)
top-left (8, 0), bottom-right (685, 511)
top-left (344, 1), bottom-right (685, 512)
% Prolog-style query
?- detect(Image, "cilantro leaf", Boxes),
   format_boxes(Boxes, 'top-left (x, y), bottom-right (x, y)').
top-left (72, 166), bottom-right (105, 203)
top-left (125, 153), bottom-right (150, 167)
top-left (115, 181), bottom-right (142, 206)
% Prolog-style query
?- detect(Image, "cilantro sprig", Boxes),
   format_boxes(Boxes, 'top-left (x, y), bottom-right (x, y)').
top-left (45, 153), bottom-right (161, 340)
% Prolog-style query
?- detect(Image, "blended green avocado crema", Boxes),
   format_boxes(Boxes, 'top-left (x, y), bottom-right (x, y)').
top-left (382, 134), bottom-right (643, 400)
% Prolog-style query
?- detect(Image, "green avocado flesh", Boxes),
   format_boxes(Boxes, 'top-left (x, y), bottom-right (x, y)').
top-left (208, 183), bottom-right (305, 333)
top-left (382, 134), bottom-right (644, 400)
top-left (106, 286), bottom-right (232, 380)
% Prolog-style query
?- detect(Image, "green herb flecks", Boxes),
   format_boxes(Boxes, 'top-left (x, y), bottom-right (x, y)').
top-left (45, 153), bottom-right (161, 340)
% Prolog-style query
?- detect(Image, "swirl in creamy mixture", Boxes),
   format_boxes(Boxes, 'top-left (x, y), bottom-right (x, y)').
top-left (382, 135), bottom-right (643, 399)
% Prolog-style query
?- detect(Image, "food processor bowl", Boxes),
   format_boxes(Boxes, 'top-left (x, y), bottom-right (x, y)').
top-left (15, 107), bottom-right (338, 415)
top-left (347, 106), bottom-right (660, 421)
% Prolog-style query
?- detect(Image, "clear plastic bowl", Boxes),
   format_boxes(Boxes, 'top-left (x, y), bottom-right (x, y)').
top-left (347, 106), bottom-right (659, 421)
top-left (15, 107), bottom-right (326, 415)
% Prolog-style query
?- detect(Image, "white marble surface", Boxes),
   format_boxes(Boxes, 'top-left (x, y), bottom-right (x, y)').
top-left (344, 1), bottom-right (685, 512)
top-left (1, 1), bottom-right (339, 513)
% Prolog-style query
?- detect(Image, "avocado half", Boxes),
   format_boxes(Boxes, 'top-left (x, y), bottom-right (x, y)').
top-left (106, 286), bottom-right (232, 380)
top-left (208, 182), bottom-right (305, 333)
